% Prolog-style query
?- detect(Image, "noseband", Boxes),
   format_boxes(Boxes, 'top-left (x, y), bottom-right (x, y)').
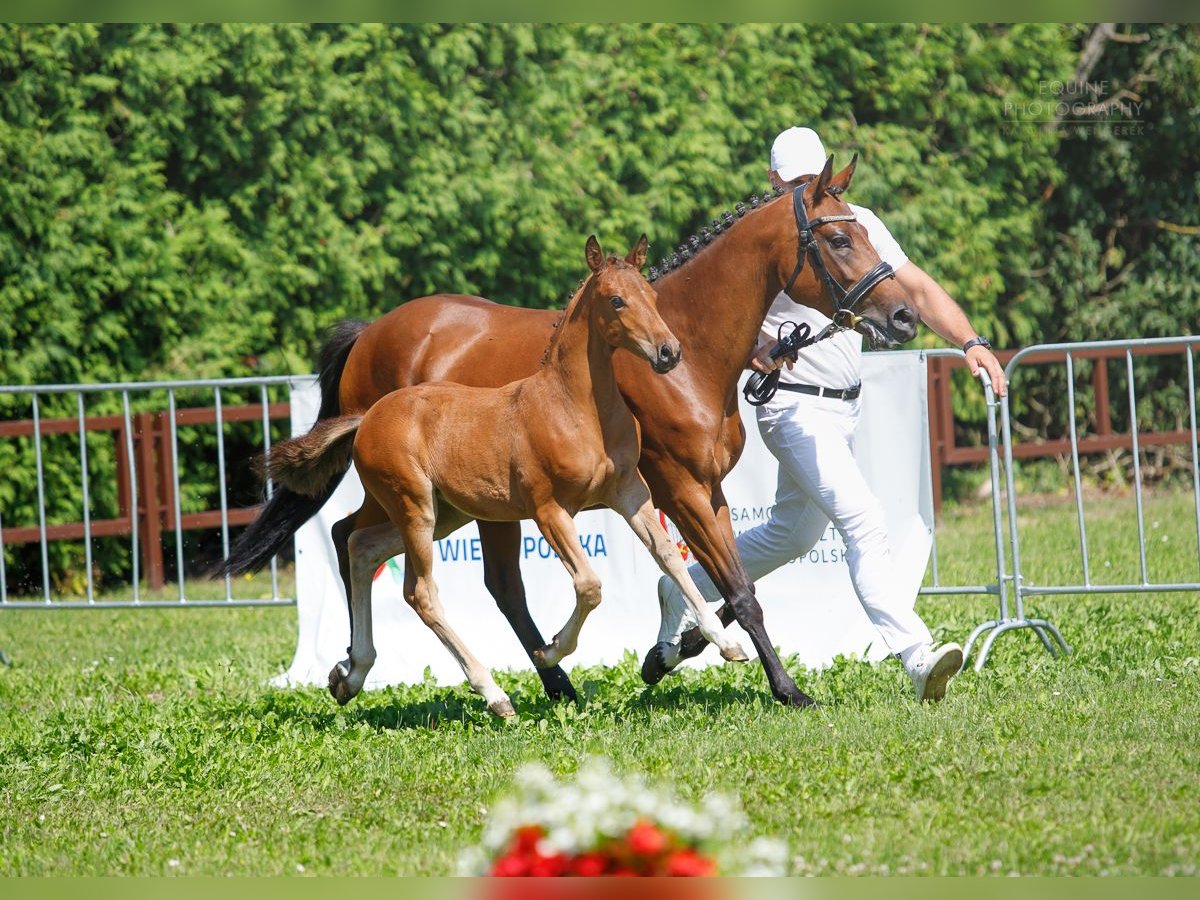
top-left (744, 183), bottom-right (896, 406)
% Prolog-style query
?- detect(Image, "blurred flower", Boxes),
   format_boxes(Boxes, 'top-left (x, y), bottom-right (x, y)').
top-left (461, 757), bottom-right (787, 877)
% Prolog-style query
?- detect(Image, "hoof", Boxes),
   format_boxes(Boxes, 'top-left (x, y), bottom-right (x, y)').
top-left (640, 641), bottom-right (679, 686)
top-left (720, 643), bottom-right (750, 663)
top-left (327, 662), bottom-right (356, 706)
top-left (488, 697), bottom-right (517, 718)
top-left (539, 666), bottom-right (578, 703)
top-left (532, 645), bottom-right (559, 669)
top-left (781, 689), bottom-right (818, 709)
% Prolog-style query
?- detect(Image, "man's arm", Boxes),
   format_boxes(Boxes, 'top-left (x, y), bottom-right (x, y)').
top-left (894, 262), bottom-right (1007, 397)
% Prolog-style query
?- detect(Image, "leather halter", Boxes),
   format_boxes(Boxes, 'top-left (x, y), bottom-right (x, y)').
top-left (742, 183), bottom-right (898, 407)
top-left (782, 182), bottom-right (896, 330)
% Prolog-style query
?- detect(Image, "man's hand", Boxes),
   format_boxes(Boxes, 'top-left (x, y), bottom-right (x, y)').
top-left (748, 340), bottom-right (795, 374)
top-left (966, 344), bottom-right (1007, 398)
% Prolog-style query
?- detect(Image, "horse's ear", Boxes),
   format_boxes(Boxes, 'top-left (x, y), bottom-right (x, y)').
top-left (585, 235), bottom-right (604, 273)
top-left (830, 152), bottom-right (857, 195)
top-left (625, 234), bottom-right (649, 270)
top-left (812, 154), bottom-right (835, 200)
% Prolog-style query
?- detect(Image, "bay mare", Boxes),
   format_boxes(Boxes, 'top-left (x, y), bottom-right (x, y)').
top-left (262, 237), bottom-right (748, 716)
top-left (224, 157), bottom-right (918, 707)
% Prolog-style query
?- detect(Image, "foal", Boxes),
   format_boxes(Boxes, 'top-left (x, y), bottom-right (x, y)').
top-left (266, 236), bottom-right (747, 716)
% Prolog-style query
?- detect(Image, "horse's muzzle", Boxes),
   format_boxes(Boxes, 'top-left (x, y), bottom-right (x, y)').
top-left (652, 341), bottom-right (683, 373)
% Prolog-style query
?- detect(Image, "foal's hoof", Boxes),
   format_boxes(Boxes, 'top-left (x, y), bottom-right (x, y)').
top-left (640, 641), bottom-right (680, 686)
top-left (327, 662), bottom-right (357, 706)
top-left (720, 643), bottom-right (750, 663)
top-left (488, 697), bottom-right (517, 718)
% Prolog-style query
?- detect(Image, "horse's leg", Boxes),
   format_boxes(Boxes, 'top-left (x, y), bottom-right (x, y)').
top-left (529, 507), bottom-right (603, 669)
top-left (644, 473), bottom-right (815, 707)
top-left (328, 520), bottom-right (404, 704)
top-left (477, 520), bottom-right (578, 702)
top-left (398, 499), bottom-right (514, 718)
top-left (611, 476), bottom-right (748, 663)
top-left (330, 492), bottom-right (391, 671)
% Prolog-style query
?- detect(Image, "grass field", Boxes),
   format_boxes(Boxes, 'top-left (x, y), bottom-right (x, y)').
top-left (1, 490), bottom-right (1198, 876)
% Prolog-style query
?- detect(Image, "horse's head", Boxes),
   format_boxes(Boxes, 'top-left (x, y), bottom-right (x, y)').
top-left (584, 234), bottom-right (682, 374)
top-left (785, 155), bottom-right (919, 348)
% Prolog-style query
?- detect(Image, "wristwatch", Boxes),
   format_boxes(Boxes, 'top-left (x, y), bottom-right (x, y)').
top-left (962, 336), bottom-right (991, 353)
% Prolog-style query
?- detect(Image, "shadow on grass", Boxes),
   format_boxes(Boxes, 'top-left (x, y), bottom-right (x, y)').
top-left (253, 672), bottom-right (779, 733)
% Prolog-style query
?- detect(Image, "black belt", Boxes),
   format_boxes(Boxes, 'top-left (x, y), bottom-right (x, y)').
top-left (775, 381), bottom-right (861, 401)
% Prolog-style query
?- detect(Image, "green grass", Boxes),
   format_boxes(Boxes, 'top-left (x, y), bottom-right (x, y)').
top-left (1, 492), bottom-right (1198, 876)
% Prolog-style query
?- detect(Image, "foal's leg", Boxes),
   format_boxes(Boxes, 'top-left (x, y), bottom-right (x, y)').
top-left (328, 520), bottom-right (404, 705)
top-left (396, 500), bottom-right (515, 718)
top-left (530, 506), bottom-right (604, 669)
top-left (477, 520), bottom-right (578, 702)
top-left (331, 493), bottom-right (392, 680)
top-left (611, 477), bottom-right (748, 663)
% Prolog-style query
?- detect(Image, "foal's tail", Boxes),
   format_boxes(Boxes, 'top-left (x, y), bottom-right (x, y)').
top-left (218, 320), bottom-right (367, 577)
top-left (259, 416), bottom-right (363, 497)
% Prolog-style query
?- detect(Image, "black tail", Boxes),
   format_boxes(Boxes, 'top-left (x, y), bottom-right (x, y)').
top-left (218, 319), bottom-right (369, 577)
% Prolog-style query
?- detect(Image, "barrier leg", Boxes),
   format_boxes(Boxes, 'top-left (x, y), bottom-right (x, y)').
top-left (962, 619), bottom-right (999, 669)
top-left (1031, 623), bottom-right (1059, 657)
top-left (1030, 618), bottom-right (1072, 655)
top-left (970, 618), bottom-right (1072, 672)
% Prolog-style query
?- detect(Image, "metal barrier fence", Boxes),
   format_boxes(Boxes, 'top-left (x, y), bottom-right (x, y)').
top-left (957, 335), bottom-right (1200, 670)
top-left (3, 341), bottom-right (1197, 674)
top-left (0, 375), bottom-right (314, 608)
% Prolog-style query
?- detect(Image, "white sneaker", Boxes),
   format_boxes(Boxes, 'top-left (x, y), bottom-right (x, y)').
top-left (908, 642), bottom-right (963, 702)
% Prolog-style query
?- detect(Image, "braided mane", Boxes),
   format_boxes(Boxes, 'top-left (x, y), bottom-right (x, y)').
top-left (542, 185), bottom-right (793, 365)
top-left (647, 185), bottom-right (785, 283)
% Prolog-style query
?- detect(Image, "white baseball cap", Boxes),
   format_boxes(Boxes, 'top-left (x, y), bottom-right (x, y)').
top-left (770, 126), bottom-right (827, 182)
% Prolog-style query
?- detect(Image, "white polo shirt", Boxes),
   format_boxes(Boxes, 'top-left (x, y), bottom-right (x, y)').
top-left (760, 203), bottom-right (908, 391)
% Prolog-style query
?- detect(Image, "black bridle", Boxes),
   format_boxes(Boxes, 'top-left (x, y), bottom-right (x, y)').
top-left (743, 182), bottom-right (897, 406)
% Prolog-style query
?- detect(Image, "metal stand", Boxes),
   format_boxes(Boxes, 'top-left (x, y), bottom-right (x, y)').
top-left (963, 615), bottom-right (1071, 672)
top-left (963, 370), bottom-right (1071, 671)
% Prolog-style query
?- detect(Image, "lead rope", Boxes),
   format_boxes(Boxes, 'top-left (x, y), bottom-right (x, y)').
top-left (742, 318), bottom-right (845, 406)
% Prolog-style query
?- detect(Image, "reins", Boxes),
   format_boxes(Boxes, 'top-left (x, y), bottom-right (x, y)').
top-left (743, 183), bottom-right (896, 406)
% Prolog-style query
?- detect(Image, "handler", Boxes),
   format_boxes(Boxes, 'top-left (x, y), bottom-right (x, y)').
top-left (653, 126), bottom-right (1008, 701)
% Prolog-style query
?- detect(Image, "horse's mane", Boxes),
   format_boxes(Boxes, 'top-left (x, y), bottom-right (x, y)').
top-left (538, 261), bottom-right (598, 368)
top-left (537, 185), bottom-right (794, 367)
top-left (647, 186), bottom-right (785, 284)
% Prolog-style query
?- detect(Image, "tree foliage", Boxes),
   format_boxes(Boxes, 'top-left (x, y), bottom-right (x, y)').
top-left (1, 23), bottom-right (1197, 586)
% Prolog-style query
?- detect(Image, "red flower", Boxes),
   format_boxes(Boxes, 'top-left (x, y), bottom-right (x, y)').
top-left (571, 853), bottom-right (610, 877)
top-left (529, 851), bottom-right (569, 877)
top-left (626, 820), bottom-right (668, 857)
top-left (513, 825), bottom-right (544, 853)
top-left (490, 853), bottom-right (529, 877)
top-left (666, 849), bottom-right (717, 877)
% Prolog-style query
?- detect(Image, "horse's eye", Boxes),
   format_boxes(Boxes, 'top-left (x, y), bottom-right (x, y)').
top-left (611, 296), bottom-right (625, 309)
top-left (830, 235), bottom-right (850, 250)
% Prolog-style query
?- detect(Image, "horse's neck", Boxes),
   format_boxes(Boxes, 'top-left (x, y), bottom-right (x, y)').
top-left (540, 291), bottom-right (621, 422)
top-left (654, 199), bottom-right (819, 398)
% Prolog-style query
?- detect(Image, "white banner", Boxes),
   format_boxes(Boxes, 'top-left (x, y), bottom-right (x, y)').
top-left (277, 350), bottom-right (933, 689)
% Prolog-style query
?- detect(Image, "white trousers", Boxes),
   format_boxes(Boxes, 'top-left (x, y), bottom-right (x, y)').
top-left (662, 390), bottom-right (932, 656)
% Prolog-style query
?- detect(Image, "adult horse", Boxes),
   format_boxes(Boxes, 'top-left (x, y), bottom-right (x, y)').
top-left (264, 236), bottom-right (747, 715)
top-left (223, 156), bottom-right (918, 707)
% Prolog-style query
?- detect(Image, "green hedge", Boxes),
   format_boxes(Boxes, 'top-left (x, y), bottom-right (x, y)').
top-left (2, 24), bottom-right (1197, 588)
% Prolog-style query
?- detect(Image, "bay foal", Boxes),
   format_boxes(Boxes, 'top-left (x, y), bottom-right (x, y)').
top-left (264, 237), bottom-right (747, 716)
